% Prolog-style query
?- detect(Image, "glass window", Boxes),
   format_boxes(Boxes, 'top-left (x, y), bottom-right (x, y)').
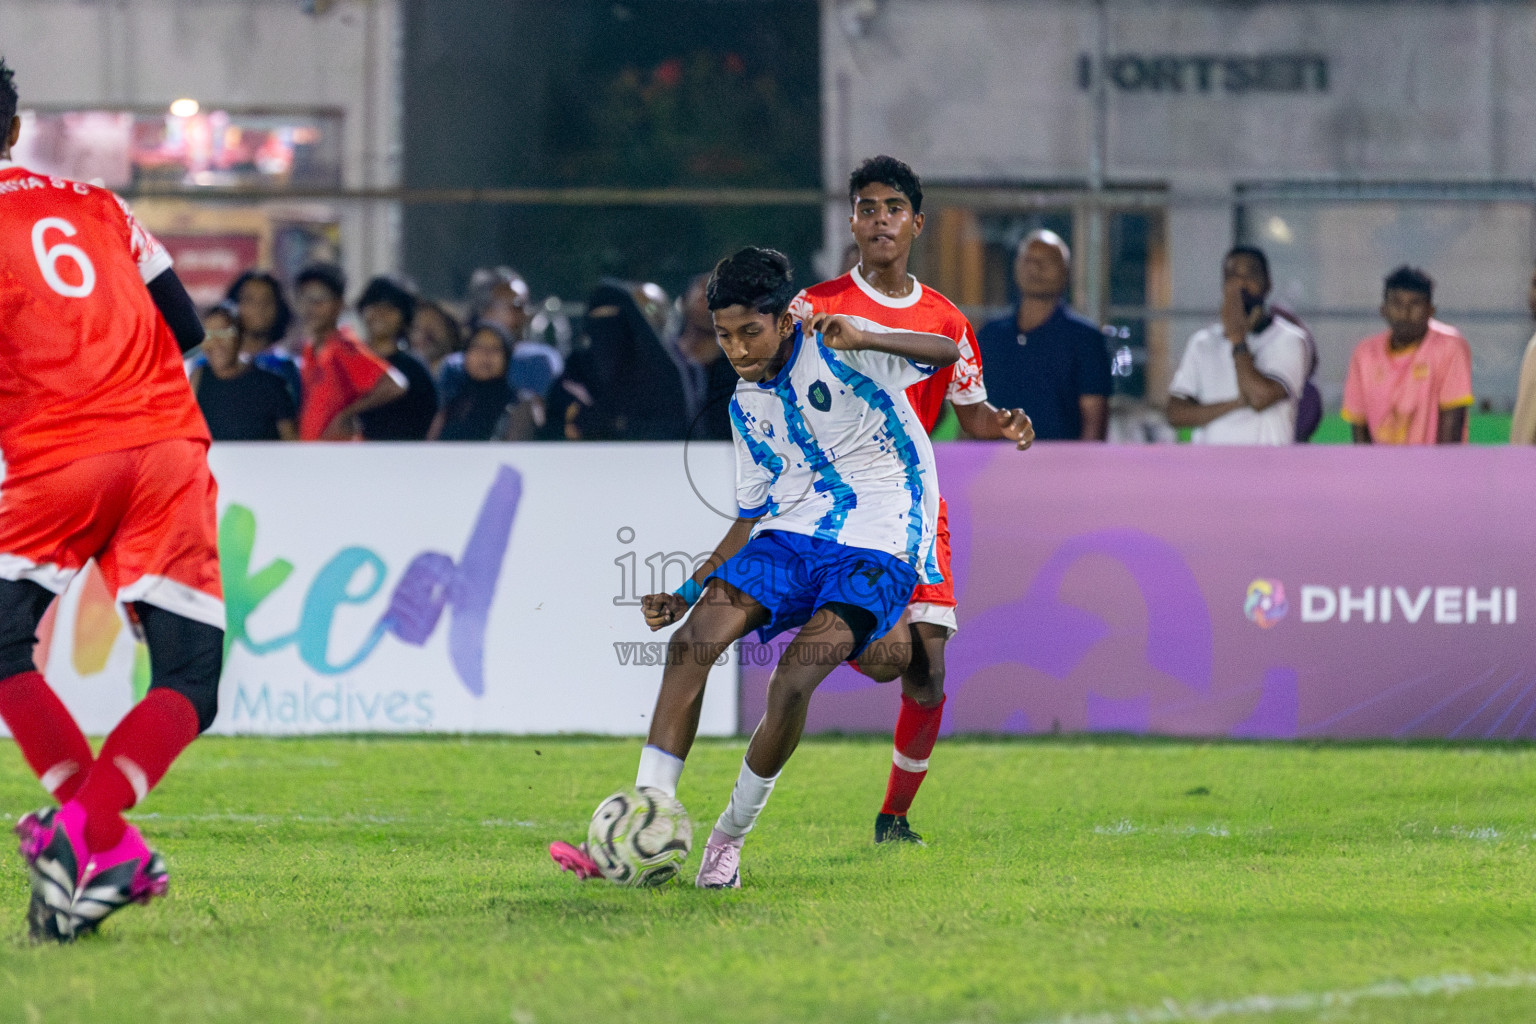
top-left (1237, 192), bottom-right (1533, 408)
top-left (14, 108), bottom-right (344, 191)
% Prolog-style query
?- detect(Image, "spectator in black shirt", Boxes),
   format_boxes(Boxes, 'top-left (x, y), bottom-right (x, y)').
top-left (193, 305), bottom-right (297, 441)
top-left (226, 270), bottom-right (303, 407)
top-left (409, 299), bottom-right (463, 378)
top-left (667, 273), bottom-right (738, 441)
top-left (356, 276), bottom-right (438, 441)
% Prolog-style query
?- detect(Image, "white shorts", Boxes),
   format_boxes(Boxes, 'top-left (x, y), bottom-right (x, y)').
top-left (907, 601), bottom-right (957, 637)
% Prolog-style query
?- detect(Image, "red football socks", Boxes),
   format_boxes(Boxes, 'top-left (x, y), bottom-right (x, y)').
top-left (0, 670), bottom-right (94, 802)
top-left (73, 689), bottom-right (200, 853)
top-left (880, 694), bottom-right (946, 816)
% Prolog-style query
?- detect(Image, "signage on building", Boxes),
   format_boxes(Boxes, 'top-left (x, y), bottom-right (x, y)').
top-left (1077, 53), bottom-right (1329, 95)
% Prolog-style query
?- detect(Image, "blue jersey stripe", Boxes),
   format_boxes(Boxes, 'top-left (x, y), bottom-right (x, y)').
top-left (774, 378), bottom-right (858, 540)
top-left (729, 398), bottom-right (784, 520)
top-left (820, 342), bottom-right (937, 581)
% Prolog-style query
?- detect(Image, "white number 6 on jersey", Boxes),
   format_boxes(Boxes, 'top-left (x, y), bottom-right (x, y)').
top-left (31, 217), bottom-right (97, 299)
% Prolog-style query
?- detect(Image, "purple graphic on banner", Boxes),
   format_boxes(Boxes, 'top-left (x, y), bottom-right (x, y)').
top-left (738, 444), bottom-right (1536, 740)
top-left (381, 465), bottom-right (521, 696)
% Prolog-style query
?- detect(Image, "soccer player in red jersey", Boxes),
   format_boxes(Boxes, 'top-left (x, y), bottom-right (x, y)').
top-left (0, 60), bottom-right (224, 941)
top-left (789, 156), bottom-right (1034, 844)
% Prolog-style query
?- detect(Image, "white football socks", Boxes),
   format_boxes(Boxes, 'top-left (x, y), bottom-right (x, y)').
top-left (713, 757), bottom-right (779, 840)
top-left (635, 744), bottom-right (685, 797)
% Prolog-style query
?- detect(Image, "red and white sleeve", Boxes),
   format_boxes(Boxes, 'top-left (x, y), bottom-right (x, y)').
top-left (786, 289), bottom-right (815, 322)
top-left (947, 322), bottom-right (989, 406)
top-left (114, 193), bottom-right (173, 283)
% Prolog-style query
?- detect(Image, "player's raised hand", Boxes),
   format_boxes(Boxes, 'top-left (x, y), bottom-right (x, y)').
top-left (641, 592), bottom-right (690, 632)
top-left (996, 407), bottom-right (1034, 450)
top-left (806, 312), bottom-right (866, 350)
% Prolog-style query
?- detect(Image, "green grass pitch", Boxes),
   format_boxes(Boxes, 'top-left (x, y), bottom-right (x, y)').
top-left (0, 735), bottom-right (1532, 1023)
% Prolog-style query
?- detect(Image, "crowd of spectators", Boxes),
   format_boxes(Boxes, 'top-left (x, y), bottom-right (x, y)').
top-left (191, 261), bottom-right (740, 445)
top-left (192, 240), bottom-right (1523, 447)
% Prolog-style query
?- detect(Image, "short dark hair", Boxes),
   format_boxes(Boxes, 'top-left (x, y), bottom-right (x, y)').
top-left (1384, 265), bottom-right (1433, 301)
top-left (203, 300), bottom-right (239, 324)
top-left (1225, 245), bottom-right (1271, 283)
top-left (706, 247), bottom-right (796, 318)
top-left (225, 270), bottom-right (294, 342)
top-left (849, 155), bottom-right (923, 215)
top-left (413, 298), bottom-right (463, 350)
top-left (0, 58), bottom-right (17, 129)
top-left (357, 275), bottom-right (416, 322)
top-left (295, 262), bottom-right (347, 300)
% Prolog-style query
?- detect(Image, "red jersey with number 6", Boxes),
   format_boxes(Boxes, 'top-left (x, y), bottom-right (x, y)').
top-left (0, 162), bottom-right (208, 480)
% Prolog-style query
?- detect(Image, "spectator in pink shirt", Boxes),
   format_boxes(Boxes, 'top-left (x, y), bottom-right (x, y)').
top-left (1342, 266), bottom-right (1473, 445)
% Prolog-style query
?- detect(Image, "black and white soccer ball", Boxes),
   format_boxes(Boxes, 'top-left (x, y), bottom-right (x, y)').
top-left (586, 787), bottom-right (693, 887)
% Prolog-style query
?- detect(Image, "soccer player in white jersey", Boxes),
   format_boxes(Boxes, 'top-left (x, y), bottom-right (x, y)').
top-left (552, 246), bottom-right (957, 887)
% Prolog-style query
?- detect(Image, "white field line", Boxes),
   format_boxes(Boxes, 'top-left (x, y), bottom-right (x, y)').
top-left (1094, 821), bottom-right (1536, 841)
top-left (1018, 971), bottom-right (1536, 1024)
top-left (1094, 820), bottom-right (1234, 837)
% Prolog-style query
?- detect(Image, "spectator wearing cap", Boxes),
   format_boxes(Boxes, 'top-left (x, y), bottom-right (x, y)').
top-left (225, 269), bottom-right (303, 407)
top-left (294, 263), bottom-right (407, 441)
top-left (355, 276), bottom-right (439, 441)
top-left (191, 304), bottom-right (297, 441)
top-left (1167, 246), bottom-right (1309, 445)
top-left (1343, 266), bottom-right (1472, 445)
top-left (977, 230), bottom-right (1111, 441)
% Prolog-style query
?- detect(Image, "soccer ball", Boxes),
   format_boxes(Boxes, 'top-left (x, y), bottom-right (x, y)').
top-left (586, 787), bottom-right (693, 887)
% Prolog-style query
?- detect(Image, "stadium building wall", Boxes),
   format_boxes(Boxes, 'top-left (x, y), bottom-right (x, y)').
top-left (0, 0), bottom-right (403, 288)
top-left (821, 0), bottom-right (1536, 409)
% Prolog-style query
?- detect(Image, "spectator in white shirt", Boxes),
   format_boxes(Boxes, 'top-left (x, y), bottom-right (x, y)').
top-left (1166, 246), bottom-right (1308, 445)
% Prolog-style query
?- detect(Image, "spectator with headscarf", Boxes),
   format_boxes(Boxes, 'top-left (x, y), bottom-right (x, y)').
top-left (548, 280), bottom-right (690, 441)
top-left (431, 323), bottom-right (518, 441)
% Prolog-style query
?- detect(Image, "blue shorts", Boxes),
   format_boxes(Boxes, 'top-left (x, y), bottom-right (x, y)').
top-left (709, 530), bottom-right (919, 658)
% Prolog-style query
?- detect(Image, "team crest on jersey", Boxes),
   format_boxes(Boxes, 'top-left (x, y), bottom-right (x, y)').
top-left (808, 380), bottom-right (832, 412)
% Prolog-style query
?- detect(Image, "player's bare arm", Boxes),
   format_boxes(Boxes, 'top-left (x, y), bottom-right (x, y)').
top-left (1166, 394), bottom-right (1245, 428)
top-left (1079, 394), bottom-right (1109, 441)
top-left (1436, 405), bottom-right (1467, 444)
top-left (641, 516), bottom-right (760, 631)
top-left (805, 312), bottom-right (959, 368)
top-left (954, 401), bottom-right (1034, 450)
top-left (322, 375), bottom-right (408, 440)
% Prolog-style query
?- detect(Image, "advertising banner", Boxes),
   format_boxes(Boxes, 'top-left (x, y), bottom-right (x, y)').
top-left (28, 443), bottom-right (740, 737)
top-left (741, 444), bottom-right (1536, 741)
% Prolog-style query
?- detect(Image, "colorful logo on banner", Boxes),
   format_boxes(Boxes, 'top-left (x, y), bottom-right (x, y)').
top-left (1244, 578), bottom-right (1289, 628)
top-left (38, 466), bottom-right (522, 701)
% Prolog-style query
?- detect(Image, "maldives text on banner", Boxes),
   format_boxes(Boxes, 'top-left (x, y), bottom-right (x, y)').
top-left (22, 443), bottom-right (740, 737)
top-left (741, 445), bottom-right (1536, 741)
